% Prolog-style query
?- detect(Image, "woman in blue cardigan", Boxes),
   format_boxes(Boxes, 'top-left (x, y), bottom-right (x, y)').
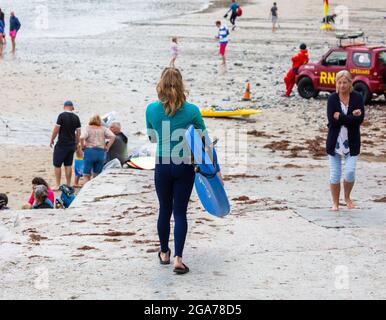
top-left (326, 70), bottom-right (364, 211)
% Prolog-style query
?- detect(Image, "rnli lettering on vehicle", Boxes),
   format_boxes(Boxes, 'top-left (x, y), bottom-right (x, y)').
top-left (350, 68), bottom-right (370, 75)
top-left (319, 71), bottom-right (336, 85)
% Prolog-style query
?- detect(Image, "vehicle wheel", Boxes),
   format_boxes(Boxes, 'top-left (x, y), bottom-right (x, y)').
top-left (297, 77), bottom-right (318, 99)
top-left (353, 82), bottom-right (371, 104)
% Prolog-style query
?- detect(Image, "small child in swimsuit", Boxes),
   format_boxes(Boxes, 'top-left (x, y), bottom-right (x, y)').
top-left (74, 143), bottom-right (84, 188)
top-left (170, 37), bottom-right (179, 68)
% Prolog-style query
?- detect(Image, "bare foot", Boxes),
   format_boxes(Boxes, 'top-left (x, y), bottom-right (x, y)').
top-left (174, 256), bottom-right (186, 269)
top-left (345, 198), bottom-right (356, 209)
top-left (53, 186), bottom-right (60, 191)
top-left (330, 204), bottom-right (339, 211)
top-left (160, 251), bottom-right (170, 263)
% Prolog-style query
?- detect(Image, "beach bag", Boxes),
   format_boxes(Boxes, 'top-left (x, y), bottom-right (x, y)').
top-left (59, 185), bottom-right (75, 208)
top-left (237, 7), bottom-right (243, 17)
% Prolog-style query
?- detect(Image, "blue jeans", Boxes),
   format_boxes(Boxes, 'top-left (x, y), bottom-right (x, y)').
top-left (155, 163), bottom-right (195, 258)
top-left (83, 148), bottom-right (106, 176)
top-left (329, 154), bottom-right (358, 184)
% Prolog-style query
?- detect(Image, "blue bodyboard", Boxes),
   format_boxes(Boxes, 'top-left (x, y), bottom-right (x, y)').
top-left (185, 125), bottom-right (230, 217)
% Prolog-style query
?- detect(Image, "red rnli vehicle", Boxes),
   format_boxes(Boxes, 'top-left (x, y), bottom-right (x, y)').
top-left (296, 32), bottom-right (386, 104)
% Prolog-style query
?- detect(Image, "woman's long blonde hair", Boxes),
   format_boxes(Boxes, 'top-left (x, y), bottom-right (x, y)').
top-left (157, 68), bottom-right (187, 117)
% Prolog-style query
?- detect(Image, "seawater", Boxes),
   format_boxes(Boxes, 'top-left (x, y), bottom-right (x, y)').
top-left (0, 0), bottom-right (211, 38)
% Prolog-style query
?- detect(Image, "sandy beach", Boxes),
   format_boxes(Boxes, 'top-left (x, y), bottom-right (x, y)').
top-left (0, 0), bottom-right (386, 299)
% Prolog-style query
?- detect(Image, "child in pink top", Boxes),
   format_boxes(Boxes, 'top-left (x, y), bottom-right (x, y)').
top-left (170, 37), bottom-right (179, 68)
top-left (25, 177), bottom-right (55, 208)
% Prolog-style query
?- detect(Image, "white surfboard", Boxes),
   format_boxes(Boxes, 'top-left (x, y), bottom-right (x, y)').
top-left (129, 156), bottom-right (156, 170)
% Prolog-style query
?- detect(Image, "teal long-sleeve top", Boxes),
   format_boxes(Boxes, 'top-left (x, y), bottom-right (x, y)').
top-left (146, 101), bottom-right (206, 160)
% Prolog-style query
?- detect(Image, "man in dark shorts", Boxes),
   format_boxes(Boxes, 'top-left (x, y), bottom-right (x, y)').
top-left (50, 101), bottom-right (81, 190)
top-left (270, 2), bottom-right (278, 32)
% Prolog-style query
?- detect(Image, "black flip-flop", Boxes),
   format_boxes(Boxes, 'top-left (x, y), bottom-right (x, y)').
top-left (158, 249), bottom-right (171, 265)
top-left (173, 263), bottom-right (189, 275)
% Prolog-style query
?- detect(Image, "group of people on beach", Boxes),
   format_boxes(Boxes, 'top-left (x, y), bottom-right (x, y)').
top-left (145, 65), bottom-right (365, 275)
top-left (147, 69), bottom-right (365, 275)
top-left (0, 177), bottom-right (56, 211)
top-left (216, 1), bottom-right (279, 66)
top-left (0, 9), bottom-right (21, 56)
top-left (281, 42), bottom-right (364, 211)
top-left (0, 1), bottom-right (366, 276)
top-left (22, 177), bottom-right (56, 209)
top-left (49, 100), bottom-right (128, 191)
top-left (213, 0), bottom-right (241, 67)
top-left (170, 1), bottom-right (278, 69)
top-left (156, 0), bottom-right (364, 274)
top-left (1, 101), bottom-right (130, 210)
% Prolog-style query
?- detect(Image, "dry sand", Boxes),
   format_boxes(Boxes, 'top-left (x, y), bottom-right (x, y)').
top-left (0, 0), bottom-right (385, 299)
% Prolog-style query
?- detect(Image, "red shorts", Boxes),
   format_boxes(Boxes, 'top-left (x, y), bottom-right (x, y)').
top-left (219, 42), bottom-right (227, 56)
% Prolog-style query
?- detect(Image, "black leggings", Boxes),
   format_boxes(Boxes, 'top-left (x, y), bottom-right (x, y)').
top-left (230, 12), bottom-right (237, 26)
top-left (155, 163), bottom-right (195, 257)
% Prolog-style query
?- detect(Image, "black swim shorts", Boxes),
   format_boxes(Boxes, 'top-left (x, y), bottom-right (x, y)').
top-left (53, 144), bottom-right (76, 167)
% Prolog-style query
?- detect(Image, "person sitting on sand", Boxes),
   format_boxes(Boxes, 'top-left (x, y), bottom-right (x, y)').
top-left (32, 185), bottom-right (54, 209)
top-left (23, 177), bottom-right (55, 210)
top-left (170, 37), bottom-right (179, 68)
top-left (74, 143), bottom-right (84, 188)
top-left (0, 193), bottom-right (9, 210)
top-left (105, 122), bottom-right (128, 165)
top-left (80, 115), bottom-right (115, 183)
top-left (326, 70), bottom-right (364, 211)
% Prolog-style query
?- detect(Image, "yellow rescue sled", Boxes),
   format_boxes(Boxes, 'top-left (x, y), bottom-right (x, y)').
top-left (200, 107), bottom-right (262, 118)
